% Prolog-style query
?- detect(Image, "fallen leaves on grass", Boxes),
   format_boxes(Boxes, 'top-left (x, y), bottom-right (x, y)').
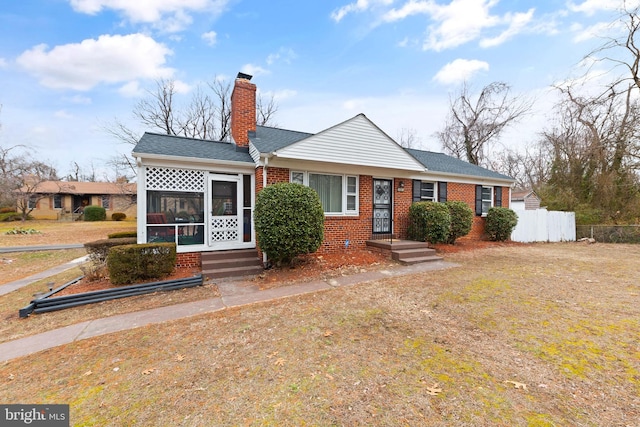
top-left (504, 380), bottom-right (528, 390)
top-left (142, 368), bottom-right (156, 375)
top-left (425, 383), bottom-right (442, 396)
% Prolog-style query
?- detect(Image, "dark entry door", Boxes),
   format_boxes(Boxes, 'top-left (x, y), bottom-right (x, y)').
top-left (373, 179), bottom-right (392, 234)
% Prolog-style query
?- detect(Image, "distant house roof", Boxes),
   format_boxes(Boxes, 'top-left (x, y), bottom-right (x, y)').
top-left (406, 149), bottom-right (513, 181)
top-left (133, 132), bottom-right (254, 164)
top-left (23, 181), bottom-right (136, 195)
top-left (511, 189), bottom-right (540, 201)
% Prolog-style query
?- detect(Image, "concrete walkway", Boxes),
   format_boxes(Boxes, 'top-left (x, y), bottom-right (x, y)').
top-left (0, 256), bottom-right (89, 296)
top-left (0, 259), bottom-right (458, 363)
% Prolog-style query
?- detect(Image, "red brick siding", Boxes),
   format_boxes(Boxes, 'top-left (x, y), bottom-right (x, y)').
top-left (230, 78), bottom-right (256, 147)
top-left (176, 252), bottom-right (201, 269)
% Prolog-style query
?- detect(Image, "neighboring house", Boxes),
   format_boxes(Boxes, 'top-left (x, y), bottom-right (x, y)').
top-left (132, 73), bottom-right (515, 269)
top-left (17, 181), bottom-right (137, 220)
top-left (511, 189), bottom-right (541, 211)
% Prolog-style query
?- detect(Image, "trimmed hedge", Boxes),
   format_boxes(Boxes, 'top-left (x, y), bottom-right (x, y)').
top-left (254, 183), bottom-right (324, 265)
top-left (84, 237), bottom-right (138, 265)
top-left (485, 207), bottom-right (518, 241)
top-left (108, 231), bottom-right (137, 239)
top-left (408, 201), bottom-right (451, 244)
top-left (84, 205), bottom-right (106, 221)
top-left (445, 201), bottom-right (473, 244)
top-left (107, 243), bottom-right (177, 285)
top-left (111, 212), bottom-right (126, 221)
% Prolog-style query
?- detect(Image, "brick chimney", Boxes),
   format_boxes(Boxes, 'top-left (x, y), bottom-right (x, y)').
top-left (231, 72), bottom-right (256, 147)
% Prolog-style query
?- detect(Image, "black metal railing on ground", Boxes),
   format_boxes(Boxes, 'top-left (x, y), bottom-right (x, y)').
top-left (19, 274), bottom-right (203, 317)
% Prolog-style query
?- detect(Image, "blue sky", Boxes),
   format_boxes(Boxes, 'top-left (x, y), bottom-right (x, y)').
top-left (0, 0), bottom-right (632, 179)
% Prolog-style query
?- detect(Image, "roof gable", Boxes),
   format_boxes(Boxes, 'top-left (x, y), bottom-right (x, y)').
top-left (269, 114), bottom-right (425, 172)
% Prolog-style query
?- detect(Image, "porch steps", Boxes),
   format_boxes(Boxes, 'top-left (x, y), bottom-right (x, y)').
top-left (201, 249), bottom-right (263, 279)
top-left (366, 240), bottom-right (443, 265)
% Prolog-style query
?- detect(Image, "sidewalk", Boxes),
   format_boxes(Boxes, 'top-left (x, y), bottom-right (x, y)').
top-left (0, 258), bottom-right (458, 363)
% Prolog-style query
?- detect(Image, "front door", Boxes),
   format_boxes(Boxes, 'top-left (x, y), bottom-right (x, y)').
top-left (373, 178), bottom-right (392, 234)
top-left (208, 174), bottom-right (243, 249)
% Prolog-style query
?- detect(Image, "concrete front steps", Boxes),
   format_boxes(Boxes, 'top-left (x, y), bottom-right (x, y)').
top-left (366, 239), bottom-right (442, 265)
top-left (201, 249), bottom-right (263, 279)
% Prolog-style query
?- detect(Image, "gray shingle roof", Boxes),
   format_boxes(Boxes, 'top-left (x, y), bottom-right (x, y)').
top-left (133, 132), bottom-right (254, 164)
top-left (406, 148), bottom-right (513, 181)
top-left (249, 125), bottom-right (313, 153)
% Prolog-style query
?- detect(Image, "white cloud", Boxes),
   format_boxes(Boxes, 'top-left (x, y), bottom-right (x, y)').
top-left (54, 110), bottom-right (74, 119)
top-left (201, 31), bottom-right (217, 46)
top-left (572, 21), bottom-right (611, 42)
top-left (69, 0), bottom-right (229, 32)
top-left (567, 0), bottom-right (633, 16)
top-left (172, 80), bottom-right (192, 94)
top-left (266, 48), bottom-right (296, 66)
top-left (0, 58), bottom-right (7, 68)
top-left (432, 59), bottom-right (489, 85)
top-left (118, 81), bottom-right (144, 97)
top-left (380, 0), bottom-right (535, 51)
top-left (16, 34), bottom-right (174, 91)
top-left (241, 63), bottom-right (269, 77)
top-left (480, 9), bottom-right (534, 48)
top-left (331, 0), bottom-right (393, 22)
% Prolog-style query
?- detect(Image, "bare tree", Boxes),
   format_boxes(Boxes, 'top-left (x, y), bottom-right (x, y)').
top-left (13, 159), bottom-right (59, 220)
top-left (105, 77), bottom-right (279, 177)
top-left (538, 80), bottom-right (640, 220)
top-left (396, 128), bottom-right (422, 149)
top-left (436, 82), bottom-right (532, 165)
top-left (256, 92), bottom-right (278, 127)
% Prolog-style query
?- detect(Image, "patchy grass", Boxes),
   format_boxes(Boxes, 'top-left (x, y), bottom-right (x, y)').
top-left (0, 243), bottom-right (639, 426)
top-left (0, 249), bottom-right (87, 284)
top-left (0, 220), bottom-right (136, 247)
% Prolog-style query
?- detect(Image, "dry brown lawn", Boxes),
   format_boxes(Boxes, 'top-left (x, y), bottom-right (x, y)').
top-left (1, 242), bottom-right (639, 426)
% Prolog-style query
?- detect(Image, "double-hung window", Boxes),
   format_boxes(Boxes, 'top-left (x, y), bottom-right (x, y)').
top-left (101, 195), bottom-right (110, 209)
top-left (420, 182), bottom-right (435, 201)
top-left (291, 171), bottom-right (358, 215)
top-left (475, 185), bottom-right (502, 216)
top-left (53, 194), bottom-right (62, 209)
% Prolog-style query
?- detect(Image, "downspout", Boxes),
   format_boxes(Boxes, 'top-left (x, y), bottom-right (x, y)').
top-left (262, 156), bottom-right (269, 265)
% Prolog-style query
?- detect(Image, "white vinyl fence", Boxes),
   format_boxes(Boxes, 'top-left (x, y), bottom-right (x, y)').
top-left (510, 208), bottom-right (576, 243)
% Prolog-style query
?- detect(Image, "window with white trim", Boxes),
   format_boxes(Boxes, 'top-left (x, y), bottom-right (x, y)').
top-left (291, 171), bottom-right (358, 215)
top-left (101, 195), bottom-right (110, 209)
top-left (53, 194), bottom-right (62, 209)
top-left (481, 186), bottom-right (492, 215)
top-left (420, 182), bottom-right (436, 201)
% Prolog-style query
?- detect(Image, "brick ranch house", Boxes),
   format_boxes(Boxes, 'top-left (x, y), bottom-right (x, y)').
top-left (132, 73), bottom-right (515, 274)
top-left (16, 181), bottom-right (137, 220)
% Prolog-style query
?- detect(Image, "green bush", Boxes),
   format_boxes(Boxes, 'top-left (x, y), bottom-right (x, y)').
top-left (84, 237), bottom-right (138, 265)
top-left (107, 243), bottom-right (176, 285)
top-left (0, 212), bottom-right (21, 222)
top-left (84, 205), bottom-right (106, 221)
top-left (254, 183), bottom-right (324, 265)
top-left (111, 212), bottom-right (127, 221)
top-left (485, 207), bottom-right (518, 241)
top-left (408, 201), bottom-right (451, 244)
top-left (108, 231), bottom-right (137, 239)
top-left (445, 201), bottom-right (473, 244)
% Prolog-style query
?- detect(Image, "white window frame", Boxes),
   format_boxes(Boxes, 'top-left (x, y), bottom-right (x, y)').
top-left (419, 181), bottom-right (437, 202)
top-left (290, 170), bottom-right (359, 216)
top-left (481, 186), bottom-right (493, 216)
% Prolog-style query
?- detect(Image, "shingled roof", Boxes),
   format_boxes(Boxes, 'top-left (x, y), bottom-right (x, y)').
top-left (249, 125), bottom-right (313, 153)
top-left (406, 148), bottom-right (512, 181)
top-left (133, 132), bottom-right (254, 164)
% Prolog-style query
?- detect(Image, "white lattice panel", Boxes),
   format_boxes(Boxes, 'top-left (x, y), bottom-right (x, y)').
top-left (145, 167), bottom-right (205, 192)
top-left (210, 217), bottom-right (239, 242)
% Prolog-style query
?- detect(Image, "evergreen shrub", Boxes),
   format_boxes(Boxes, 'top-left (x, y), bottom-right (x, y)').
top-left (485, 207), bottom-right (518, 241)
top-left (254, 183), bottom-right (324, 265)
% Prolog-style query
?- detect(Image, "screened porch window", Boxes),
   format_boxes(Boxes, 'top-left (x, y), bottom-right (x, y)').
top-left (146, 190), bottom-right (205, 246)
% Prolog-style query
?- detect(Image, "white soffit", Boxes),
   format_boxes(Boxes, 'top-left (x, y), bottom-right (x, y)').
top-left (273, 114), bottom-right (425, 172)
